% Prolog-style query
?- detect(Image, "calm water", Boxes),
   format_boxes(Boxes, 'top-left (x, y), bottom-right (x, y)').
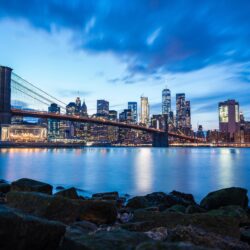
top-left (0, 147), bottom-right (250, 202)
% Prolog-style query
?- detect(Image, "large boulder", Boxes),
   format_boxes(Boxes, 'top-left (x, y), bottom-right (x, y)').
top-left (200, 187), bottom-right (248, 210)
top-left (6, 191), bottom-right (117, 225)
top-left (92, 191), bottom-right (119, 199)
top-left (11, 178), bottom-right (53, 195)
top-left (136, 241), bottom-right (213, 250)
top-left (168, 225), bottom-right (250, 250)
top-left (126, 196), bottom-right (149, 209)
top-left (131, 210), bottom-right (240, 238)
top-left (59, 228), bottom-right (150, 250)
top-left (55, 187), bottom-right (79, 199)
top-left (0, 205), bottom-right (65, 250)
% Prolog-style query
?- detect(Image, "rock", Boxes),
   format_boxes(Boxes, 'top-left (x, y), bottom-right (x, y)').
top-left (0, 183), bottom-right (11, 194)
top-left (131, 210), bottom-right (240, 237)
top-left (0, 179), bottom-right (7, 184)
top-left (144, 227), bottom-right (168, 241)
top-left (168, 225), bottom-right (250, 250)
top-left (69, 220), bottom-right (98, 234)
top-left (59, 228), bottom-right (150, 250)
top-left (170, 190), bottom-right (196, 204)
top-left (185, 204), bottom-right (206, 214)
top-left (200, 187), bottom-right (248, 210)
top-left (240, 226), bottom-right (250, 244)
top-left (127, 196), bottom-right (149, 209)
top-left (11, 178), bottom-right (53, 195)
top-left (166, 205), bottom-right (186, 213)
top-left (92, 191), bottom-right (119, 199)
top-left (0, 205), bottom-right (65, 250)
top-left (117, 212), bottom-right (134, 223)
top-left (7, 191), bottom-right (117, 225)
top-left (136, 241), bottom-right (213, 250)
top-left (55, 187), bottom-right (79, 199)
top-left (56, 186), bottom-right (65, 190)
top-left (207, 205), bottom-right (249, 224)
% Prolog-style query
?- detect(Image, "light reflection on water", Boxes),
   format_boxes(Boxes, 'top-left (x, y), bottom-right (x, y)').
top-left (0, 147), bottom-right (250, 202)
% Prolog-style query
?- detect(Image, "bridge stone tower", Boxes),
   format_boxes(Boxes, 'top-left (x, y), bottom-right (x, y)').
top-left (0, 66), bottom-right (12, 125)
top-left (152, 116), bottom-right (169, 147)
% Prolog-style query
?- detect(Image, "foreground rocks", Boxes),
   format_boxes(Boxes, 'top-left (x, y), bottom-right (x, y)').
top-left (0, 177), bottom-right (250, 249)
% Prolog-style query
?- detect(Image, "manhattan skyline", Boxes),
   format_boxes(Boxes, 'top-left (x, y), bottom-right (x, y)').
top-left (1, 1), bottom-right (250, 130)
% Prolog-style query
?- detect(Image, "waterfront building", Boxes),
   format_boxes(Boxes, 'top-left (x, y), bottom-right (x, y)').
top-left (97, 100), bottom-right (109, 117)
top-left (219, 99), bottom-right (240, 139)
top-left (48, 103), bottom-right (60, 139)
top-left (128, 102), bottom-right (137, 123)
top-left (140, 96), bottom-right (149, 126)
top-left (0, 124), bottom-right (47, 142)
top-left (162, 88), bottom-right (171, 118)
top-left (109, 110), bottom-right (118, 121)
top-left (66, 102), bottom-right (77, 115)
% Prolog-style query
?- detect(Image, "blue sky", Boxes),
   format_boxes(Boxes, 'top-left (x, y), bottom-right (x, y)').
top-left (1, 0), bottom-right (250, 130)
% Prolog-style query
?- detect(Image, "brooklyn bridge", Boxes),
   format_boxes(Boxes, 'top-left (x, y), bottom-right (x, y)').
top-left (0, 66), bottom-right (203, 147)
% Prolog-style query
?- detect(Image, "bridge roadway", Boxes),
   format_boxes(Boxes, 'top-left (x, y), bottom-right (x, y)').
top-left (10, 108), bottom-right (202, 142)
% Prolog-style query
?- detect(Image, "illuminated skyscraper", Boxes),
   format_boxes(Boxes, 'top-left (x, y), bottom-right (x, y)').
top-left (219, 99), bottom-right (240, 138)
top-left (176, 93), bottom-right (186, 128)
top-left (128, 102), bottom-right (137, 123)
top-left (162, 88), bottom-right (171, 117)
top-left (140, 96), bottom-right (149, 126)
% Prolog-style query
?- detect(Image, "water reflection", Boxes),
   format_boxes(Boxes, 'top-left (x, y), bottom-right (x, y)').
top-left (0, 147), bottom-right (249, 201)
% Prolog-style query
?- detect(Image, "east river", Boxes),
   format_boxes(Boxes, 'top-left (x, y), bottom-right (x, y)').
top-left (0, 147), bottom-right (249, 202)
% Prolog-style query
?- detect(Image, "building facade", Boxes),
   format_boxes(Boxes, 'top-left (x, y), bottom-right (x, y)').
top-left (162, 88), bottom-right (171, 118)
top-left (219, 99), bottom-right (240, 138)
top-left (97, 100), bottom-right (109, 117)
top-left (140, 96), bottom-right (149, 126)
top-left (128, 102), bottom-right (137, 123)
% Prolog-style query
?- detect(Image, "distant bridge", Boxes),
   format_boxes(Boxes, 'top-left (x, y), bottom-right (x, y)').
top-left (0, 66), bottom-right (203, 147)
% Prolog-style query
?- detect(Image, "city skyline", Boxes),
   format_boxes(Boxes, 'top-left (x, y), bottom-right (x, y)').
top-left (1, 1), bottom-right (250, 130)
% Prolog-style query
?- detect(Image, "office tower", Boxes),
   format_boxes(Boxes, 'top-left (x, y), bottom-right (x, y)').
top-left (97, 100), bottom-right (109, 117)
top-left (109, 110), bottom-right (118, 121)
top-left (75, 97), bottom-right (81, 114)
top-left (162, 88), bottom-right (171, 117)
top-left (119, 109), bottom-right (132, 123)
top-left (176, 93), bottom-right (186, 128)
top-left (169, 111), bottom-right (174, 124)
top-left (185, 100), bottom-right (191, 129)
top-left (48, 103), bottom-right (60, 138)
top-left (140, 96), bottom-right (149, 126)
top-left (81, 101), bottom-right (88, 117)
top-left (219, 99), bottom-right (240, 138)
top-left (197, 125), bottom-right (205, 138)
top-left (128, 102), bottom-right (137, 123)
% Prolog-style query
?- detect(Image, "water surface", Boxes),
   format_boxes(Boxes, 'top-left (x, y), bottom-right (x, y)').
top-left (0, 147), bottom-right (249, 202)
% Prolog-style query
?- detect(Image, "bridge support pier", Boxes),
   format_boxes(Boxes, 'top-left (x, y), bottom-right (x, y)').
top-left (152, 132), bottom-right (168, 147)
top-left (0, 66), bottom-right (12, 125)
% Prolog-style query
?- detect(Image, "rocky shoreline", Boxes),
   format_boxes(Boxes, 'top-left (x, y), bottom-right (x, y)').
top-left (0, 178), bottom-right (250, 249)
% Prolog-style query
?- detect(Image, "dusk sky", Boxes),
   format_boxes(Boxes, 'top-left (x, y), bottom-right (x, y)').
top-left (1, 0), bottom-right (250, 130)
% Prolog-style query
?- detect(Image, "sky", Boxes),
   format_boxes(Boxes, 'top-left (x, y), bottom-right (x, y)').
top-left (1, 0), bottom-right (250, 130)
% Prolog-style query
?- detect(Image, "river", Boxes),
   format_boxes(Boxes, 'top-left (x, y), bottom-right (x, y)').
top-left (0, 147), bottom-right (249, 202)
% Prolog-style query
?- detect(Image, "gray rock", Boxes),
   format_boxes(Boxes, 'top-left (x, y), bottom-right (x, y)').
top-left (144, 227), bottom-right (168, 241)
top-left (59, 228), bottom-right (150, 250)
top-left (200, 187), bottom-right (248, 210)
top-left (0, 205), bottom-right (65, 250)
top-left (240, 226), bottom-right (250, 244)
top-left (166, 205), bottom-right (186, 213)
top-left (185, 204), bottom-right (206, 214)
top-left (11, 178), bottom-right (53, 195)
top-left (7, 191), bottom-right (117, 225)
top-left (55, 187), bottom-right (79, 199)
top-left (168, 225), bottom-right (250, 250)
top-left (127, 196), bottom-right (149, 209)
top-left (136, 241), bottom-right (213, 250)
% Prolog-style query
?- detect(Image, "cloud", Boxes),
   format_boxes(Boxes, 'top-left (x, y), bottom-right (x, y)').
top-left (1, 0), bottom-right (250, 75)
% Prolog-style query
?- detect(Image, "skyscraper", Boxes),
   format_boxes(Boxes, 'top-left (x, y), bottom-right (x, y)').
top-left (128, 102), bottom-right (137, 123)
top-left (97, 100), bottom-right (109, 117)
top-left (48, 103), bottom-right (60, 138)
top-left (75, 97), bottom-right (81, 114)
top-left (219, 99), bottom-right (240, 138)
top-left (176, 93), bottom-right (186, 128)
top-left (185, 100), bottom-right (191, 129)
top-left (140, 96), bottom-right (149, 126)
top-left (81, 101), bottom-right (88, 117)
top-left (119, 109), bottom-right (132, 123)
top-left (162, 88), bottom-right (171, 117)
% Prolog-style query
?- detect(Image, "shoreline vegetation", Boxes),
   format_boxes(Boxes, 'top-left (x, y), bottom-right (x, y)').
top-left (0, 178), bottom-right (250, 249)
